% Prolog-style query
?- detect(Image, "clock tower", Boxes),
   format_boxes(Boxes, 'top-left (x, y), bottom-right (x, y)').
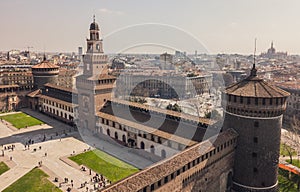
top-left (83, 15), bottom-right (108, 77)
top-left (76, 16), bottom-right (116, 131)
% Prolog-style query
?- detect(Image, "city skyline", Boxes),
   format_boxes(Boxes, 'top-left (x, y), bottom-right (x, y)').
top-left (1, 0), bottom-right (300, 54)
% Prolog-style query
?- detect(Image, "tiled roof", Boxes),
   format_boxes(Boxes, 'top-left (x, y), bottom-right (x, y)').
top-left (39, 95), bottom-right (77, 107)
top-left (110, 99), bottom-right (215, 125)
top-left (225, 75), bottom-right (290, 98)
top-left (27, 89), bottom-right (41, 97)
top-left (102, 129), bottom-right (238, 192)
top-left (87, 74), bottom-right (116, 81)
top-left (97, 111), bottom-right (198, 147)
top-left (32, 61), bottom-right (59, 69)
top-left (44, 83), bottom-right (76, 93)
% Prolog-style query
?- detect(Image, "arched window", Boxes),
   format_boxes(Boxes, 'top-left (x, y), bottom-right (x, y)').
top-left (107, 129), bottom-right (110, 136)
top-left (140, 141), bottom-right (145, 149)
top-left (114, 132), bottom-right (118, 140)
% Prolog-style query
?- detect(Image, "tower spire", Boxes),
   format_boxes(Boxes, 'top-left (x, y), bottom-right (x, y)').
top-left (250, 38), bottom-right (257, 77)
top-left (271, 41), bottom-right (273, 49)
top-left (93, 14), bottom-right (95, 23)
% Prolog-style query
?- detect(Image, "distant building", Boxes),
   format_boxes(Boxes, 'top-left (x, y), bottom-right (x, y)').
top-left (111, 58), bottom-right (126, 69)
top-left (115, 70), bottom-right (212, 99)
top-left (261, 42), bottom-right (288, 59)
top-left (277, 82), bottom-right (300, 128)
top-left (0, 65), bottom-right (33, 111)
top-left (78, 47), bottom-right (83, 62)
top-left (226, 70), bottom-right (247, 83)
top-left (160, 52), bottom-right (173, 70)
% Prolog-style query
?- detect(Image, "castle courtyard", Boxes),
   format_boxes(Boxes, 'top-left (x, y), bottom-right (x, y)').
top-left (0, 110), bottom-right (154, 192)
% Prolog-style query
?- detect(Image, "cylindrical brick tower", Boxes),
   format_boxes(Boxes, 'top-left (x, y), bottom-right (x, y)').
top-left (222, 64), bottom-right (290, 192)
top-left (31, 56), bottom-right (59, 89)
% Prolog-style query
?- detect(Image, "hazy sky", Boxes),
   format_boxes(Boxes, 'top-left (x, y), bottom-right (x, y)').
top-left (1, 0), bottom-right (300, 54)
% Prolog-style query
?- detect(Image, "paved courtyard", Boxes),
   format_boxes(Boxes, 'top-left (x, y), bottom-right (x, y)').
top-left (0, 110), bottom-right (157, 192)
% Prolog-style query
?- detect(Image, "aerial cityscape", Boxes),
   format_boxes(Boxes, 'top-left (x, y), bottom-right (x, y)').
top-left (0, 1), bottom-right (300, 192)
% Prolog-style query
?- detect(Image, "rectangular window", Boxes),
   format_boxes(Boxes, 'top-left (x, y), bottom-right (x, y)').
top-left (253, 168), bottom-right (258, 173)
top-left (171, 173), bottom-right (174, 179)
top-left (164, 176), bottom-right (168, 183)
top-left (158, 180), bottom-right (161, 187)
top-left (254, 121), bottom-right (259, 127)
top-left (262, 98), bottom-right (266, 105)
top-left (253, 137), bottom-right (258, 143)
top-left (150, 184), bottom-right (155, 191)
top-left (247, 97), bottom-right (251, 105)
top-left (255, 98), bottom-right (258, 105)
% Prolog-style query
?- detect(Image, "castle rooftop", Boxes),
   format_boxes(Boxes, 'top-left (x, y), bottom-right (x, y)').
top-left (32, 60), bottom-right (59, 69)
top-left (224, 65), bottom-right (290, 98)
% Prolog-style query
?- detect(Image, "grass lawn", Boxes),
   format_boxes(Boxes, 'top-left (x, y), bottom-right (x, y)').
top-left (3, 167), bottom-right (61, 192)
top-left (278, 168), bottom-right (299, 192)
top-left (286, 159), bottom-right (300, 168)
top-left (280, 143), bottom-right (297, 157)
top-left (69, 149), bottom-right (139, 183)
top-left (1, 112), bottom-right (43, 129)
top-left (0, 162), bottom-right (9, 175)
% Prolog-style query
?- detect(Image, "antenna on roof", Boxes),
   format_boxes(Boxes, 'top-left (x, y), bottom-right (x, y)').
top-left (43, 44), bottom-right (46, 61)
top-left (250, 38), bottom-right (257, 77)
top-left (253, 38), bottom-right (257, 68)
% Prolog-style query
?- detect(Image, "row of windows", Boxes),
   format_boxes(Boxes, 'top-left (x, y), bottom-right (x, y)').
top-left (43, 105), bottom-right (73, 120)
top-left (228, 95), bottom-right (285, 106)
top-left (43, 99), bottom-right (73, 113)
top-left (97, 79), bottom-right (114, 85)
top-left (140, 138), bottom-right (237, 192)
top-left (32, 68), bottom-right (58, 72)
top-left (100, 117), bottom-right (183, 151)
